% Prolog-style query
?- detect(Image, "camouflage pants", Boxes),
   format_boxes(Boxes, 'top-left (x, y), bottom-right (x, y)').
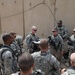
top-left (50, 47), bottom-right (61, 61)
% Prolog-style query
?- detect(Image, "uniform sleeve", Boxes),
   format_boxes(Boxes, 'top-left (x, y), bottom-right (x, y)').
top-left (52, 55), bottom-right (60, 69)
top-left (59, 35), bottom-right (63, 45)
top-left (11, 43), bottom-right (21, 56)
top-left (2, 51), bottom-right (13, 75)
top-left (11, 44), bottom-right (16, 51)
top-left (63, 27), bottom-right (68, 38)
top-left (51, 55), bottom-right (61, 75)
top-left (26, 35), bottom-right (32, 47)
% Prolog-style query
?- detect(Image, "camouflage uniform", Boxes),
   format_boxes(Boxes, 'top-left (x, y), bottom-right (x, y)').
top-left (15, 35), bottom-right (23, 54)
top-left (55, 24), bottom-right (69, 60)
top-left (10, 41), bottom-right (21, 60)
top-left (0, 45), bottom-right (18, 75)
top-left (55, 25), bottom-right (68, 39)
top-left (68, 34), bottom-right (75, 56)
top-left (11, 70), bottom-right (45, 75)
top-left (70, 34), bottom-right (75, 48)
top-left (25, 33), bottom-right (39, 53)
top-left (31, 51), bottom-right (60, 75)
top-left (48, 34), bottom-right (63, 61)
top-left (61, 66), bottom-right (75, 75)
top-left (55, 25), bottom-right (68, 53)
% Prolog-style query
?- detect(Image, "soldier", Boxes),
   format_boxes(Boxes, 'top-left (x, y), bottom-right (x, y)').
top-left (31, 38), bottom-right (60, 75)
top-left (15, 35), bottom-right (23, 54)
top-left (11, 52), bottom-right (44, 75)
top-left (0, 33), bottom-right (18, 75)
top-left (48, 28), bottom-right (64, 61)
top-left (67, 28), bottom-right (75, 56)
top-left (61, 53), bottom-right (75, 75)
top-left (55, 20), bottom-right (69, 60)
top-left (10, 32), bottom-right (22, 61)
top-left (55, 20), bottom-right (68, 39)
top-left (25, 26), bottom-right (39, 53)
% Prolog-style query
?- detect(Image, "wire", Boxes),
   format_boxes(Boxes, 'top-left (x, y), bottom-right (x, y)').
top-left (1, 12), bottom-right (23, 19)
top-left (1, 0), bottom-right (57, 24)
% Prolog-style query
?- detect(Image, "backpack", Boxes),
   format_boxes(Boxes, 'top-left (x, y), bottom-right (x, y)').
top-left (0, 45), bottom-right (15, 60)
top-left (0, 45), bottom-right (18, 73)
top-left (11, 42), bottom-right (22, 57)
top-left (33, 53), bottom-right (56, 75)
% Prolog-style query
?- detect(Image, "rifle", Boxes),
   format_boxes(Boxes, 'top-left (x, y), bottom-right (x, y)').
top-left (48, 36), bottom-right (58, 51)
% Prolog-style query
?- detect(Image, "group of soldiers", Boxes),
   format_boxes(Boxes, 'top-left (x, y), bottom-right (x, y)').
top-left (24, 20), bottom-right (75, 75)
top-left (25, 20), bottom-right (68, 60)
top-left (25, 20), bottom-right (75, 60)
top-left (0, 20), bottom-right (75, 75)
top-left (0, 32), bottom-right (23, 75)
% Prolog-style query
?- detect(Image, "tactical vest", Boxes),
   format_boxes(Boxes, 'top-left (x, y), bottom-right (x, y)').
top-left (0, 45), bottom-right (15, 61)
top-left (33, 52), bottom-right (57, 75)
top-left (0, 45), bottom-right (18, 73)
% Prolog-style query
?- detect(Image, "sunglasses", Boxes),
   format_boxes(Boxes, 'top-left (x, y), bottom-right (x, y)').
top-left (34, 30), bottom-right (37, 31)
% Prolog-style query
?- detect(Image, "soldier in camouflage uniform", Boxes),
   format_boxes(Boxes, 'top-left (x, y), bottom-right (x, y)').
top-left (25, 26), bottom-right (39, 53)
top-left (48, 28), bottom-right (63, 61)
top-left (67, 28), bottom-right (75, 56)
top-left (15, 35), bottom-right (23, 54)
top-left (61, 53), bottom-right (75, 75)
top-left (10, 32), bottom-right (22, 61)
top-left (55, 20), bottom-right (69, 60)
top-left (11, 52), bottom-right (44, 75)
top-left (0, 33), bottom-right (18, 75)
top-left (31, 38), bottom-right (60, 75)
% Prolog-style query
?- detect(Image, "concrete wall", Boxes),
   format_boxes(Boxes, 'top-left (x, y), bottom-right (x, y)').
top-left (56, 0), bottom-right (75, 35)
top-left (0, 0), bottom-right (75, 39)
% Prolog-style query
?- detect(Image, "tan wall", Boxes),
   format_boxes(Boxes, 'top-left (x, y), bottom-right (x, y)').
top-left (0, 0), bottom-right (75, 39)
top-left (56, 0), bottom-right (75, 35)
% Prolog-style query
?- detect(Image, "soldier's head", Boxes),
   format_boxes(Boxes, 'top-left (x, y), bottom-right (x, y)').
top-left (52, 28), bottom-right (58, 36)
top-left (15, 35), bottom-right (23, 47)
top-left (31, 26), bottom-right (37, 34)
top-left (39, 38), bottom-right (48, 51)
top-left (10, 31), bottom-right (16, 39)
top-left (73, 28), bottom-right (75, 35)
top-left (18, 52), bottom-right (34, 74)
top-left (2, 33), bottom-right (13, 45)
top-left (70, 53), bottom-right (75, 66)
top-left (58, 20), bottom-right (62, 27)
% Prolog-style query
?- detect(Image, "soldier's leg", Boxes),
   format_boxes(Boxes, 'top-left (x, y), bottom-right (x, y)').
top-left (50, 47), bottom-right (59, 60)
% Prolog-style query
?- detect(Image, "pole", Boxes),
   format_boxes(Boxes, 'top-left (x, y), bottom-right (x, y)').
top-left (0, 15), bottom-right (2, 35)
top-left (22, 0), bottom-right (25, 40)
top-left (54, 0), bottom-right (56, 26)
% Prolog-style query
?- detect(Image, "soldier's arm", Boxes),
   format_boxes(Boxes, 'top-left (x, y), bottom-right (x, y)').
top-left (63, 27), bottom-right (68, 38)
top-left (59, 35), bottom-right (63, 45)
top-left (11, 43), bottom-right (16, 51)
top-left (51, 55), bottom-right (61, 74)
top-left (52, 55), bottom-right (60, 69)
top-left (26, 35), bottom-right (32, 47)
top-left (2, 51), bottom-right (13, 75)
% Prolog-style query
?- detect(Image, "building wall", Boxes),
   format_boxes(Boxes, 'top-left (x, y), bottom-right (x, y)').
top-left (0, 0), bottom-right (75, 39)
top-left (56, 0), bottom-right (75, 35)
